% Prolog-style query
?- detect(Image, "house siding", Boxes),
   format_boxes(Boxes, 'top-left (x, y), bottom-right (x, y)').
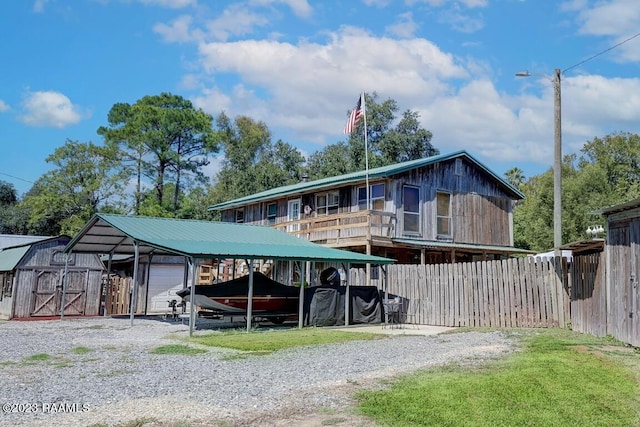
top-left (219, 157), bottom-right (515, 249)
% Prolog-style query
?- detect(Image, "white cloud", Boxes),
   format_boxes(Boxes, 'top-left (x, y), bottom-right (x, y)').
top-left (406, 0), bottom-right (487, 8)
top-left (154, 15), bottom-right (198, 42)
top-left (33, 0), bottom-right (49, 13)
top-left (386, 12), bottom-right (419, 38)
top-left (205, 4), bottom-right (269, 41)
top-left (568, 0), bottom-right (640, 62)
top-left (137, 0), bottom-right (196, 8)
top-left (249, 0), bottom-right (313, 18)
top-left (0, 100), bottom-right (9, 112)
top-left (192, 26), bottom-right (466, 146)
top-left (19, 91), bottom-right (84, 128)
top-left (363, 0), bottom-right (391, 6)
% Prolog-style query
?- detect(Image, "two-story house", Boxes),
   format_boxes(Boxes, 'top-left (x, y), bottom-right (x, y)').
top-left (209, 150), bottom-right (530, 268)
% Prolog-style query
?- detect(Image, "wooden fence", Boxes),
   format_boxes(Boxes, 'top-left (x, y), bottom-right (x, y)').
top-left (104, 275), bottom-right (131, 315)
top-left (350, 257), bottom-right (569, 328)
top-left (569, 252), bottom-right (607, 337)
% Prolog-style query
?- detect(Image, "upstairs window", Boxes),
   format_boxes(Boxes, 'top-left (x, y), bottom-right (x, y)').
top-left (358, 183), bottom-right (385, 210)
top-left (266, 203), bottom-right (277, 225)
top-left (316, 191), bottom-right (339, 215)
top-left (436, 192), bottom-right (451, 236)
top-left (403, 185), bottom-right (420, 234)
top-left (235, 209), bottom-right (244, 223)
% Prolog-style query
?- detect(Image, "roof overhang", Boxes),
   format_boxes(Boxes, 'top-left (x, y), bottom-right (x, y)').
top-left (392, 238), bottom-right (535, 255)
top-left (559, 238), bottom-right (605, 254)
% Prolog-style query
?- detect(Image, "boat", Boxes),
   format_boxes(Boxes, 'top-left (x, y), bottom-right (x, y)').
top-left (176, 272), bottom-right (300, 319)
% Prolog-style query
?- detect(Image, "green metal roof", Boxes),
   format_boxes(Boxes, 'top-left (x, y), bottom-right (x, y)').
top-left (65, 213), bottom-right (394, 264)
top-left (209, 150), bottom-right (525, 211)
top-left (0, 245), bottom-right (31, 272)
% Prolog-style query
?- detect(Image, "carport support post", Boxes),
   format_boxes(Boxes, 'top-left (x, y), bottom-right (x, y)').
top-left (104, 253), bottom-right (113, 317)
top-left (129, 241), bottom-right (140, 327)
top-left (344, 263), bottom-right (350, 326)
top-left (298, 261), bottom-right (306, 329)
top-left (246, 259), bottom-right (254, 332)
top-left (60, 254), bottom-right (70, 319)
top-left (189, 258), bottom-right (197, 336)
top-left (143, 254), bottom-right (153, 316)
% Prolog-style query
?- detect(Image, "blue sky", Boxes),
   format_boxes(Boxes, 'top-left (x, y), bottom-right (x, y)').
top-left (2, 0), bottom-right (640, 197)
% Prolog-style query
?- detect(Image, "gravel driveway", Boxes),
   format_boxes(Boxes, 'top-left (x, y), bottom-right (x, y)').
top-left (0, 317), bottom-right (517, 427)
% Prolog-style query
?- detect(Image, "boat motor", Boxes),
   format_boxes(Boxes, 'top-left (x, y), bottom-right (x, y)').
top-left (320, 267), bottom-right (340, 286)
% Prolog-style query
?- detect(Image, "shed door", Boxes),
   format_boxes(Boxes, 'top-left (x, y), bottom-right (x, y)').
top-left (31, 270), bottom-right (61, 316)
top-left (30, 269), bottom-right (87, 317)
top-left (61, 270), bottom-right (87, 316)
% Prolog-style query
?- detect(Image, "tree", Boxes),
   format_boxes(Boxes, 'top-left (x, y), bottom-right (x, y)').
top-left (0, 181), bottom-right (28, 234)
top-left (378, 109), bottom-right (437, 164)
top-left (505, 167), bottom-right (525, 188)
top-left (512, 132), bottom-right (640, 251)
top-left (98, 93), bottom-right (219, 214)
top-left (212, 113), bottom-right (306, 202)
top-left (19, 140), bottom-right (128, 235)
top-left (308, 93), bottom-right (438, 179)
top-left (580, 132), bottom-right (640, 200)
top-left (306, 142), bottom-right (353, 180)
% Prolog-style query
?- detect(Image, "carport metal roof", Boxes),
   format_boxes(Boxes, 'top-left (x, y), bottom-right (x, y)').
top-left (64, 213), bottom-right (395, 264)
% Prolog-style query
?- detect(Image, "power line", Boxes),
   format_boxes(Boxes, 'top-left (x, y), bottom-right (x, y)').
top-left (563, 31), bottom-right (640, 74)
top-left (0, 172), bottom-right (34, 184)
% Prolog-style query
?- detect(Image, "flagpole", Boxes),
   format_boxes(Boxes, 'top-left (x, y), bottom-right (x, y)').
top-left (362, 92), bottom-right (370, 210)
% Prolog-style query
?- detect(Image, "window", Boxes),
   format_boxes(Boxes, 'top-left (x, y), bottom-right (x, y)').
top-left (287, 199), bottom-right (301, 232)
top-left (403, 185), bottom-right (420, 234)
top-left (235, 209), bottom-right (244, 223)
top-left (358, 183), bottom-right (385, 210)
top-left (454, 158), bottom-right (462, 176)
top-left (1, 274), bottom-right (12, 299)
top-left (266, 203), bottom-right (277, 225)
top-left (316, 191), bottom-right (339, 215)
top-left (436, 192), bottom-right (451, 236)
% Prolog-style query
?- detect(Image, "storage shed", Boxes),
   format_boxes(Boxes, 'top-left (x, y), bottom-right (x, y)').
top-left (0, 235), bottom-right (104, 320)
top-left (595, 199), bottom-right (640, 347)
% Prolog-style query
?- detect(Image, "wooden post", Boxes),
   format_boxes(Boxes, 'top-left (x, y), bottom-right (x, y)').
top-left (298, 261), bottom-right (305, 329)
top-left (129, 242), bottom-right (140, 327)
top-left (246, 259), bottom-right (254, 332)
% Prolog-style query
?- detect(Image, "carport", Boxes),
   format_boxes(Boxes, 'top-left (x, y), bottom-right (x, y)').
top-left (63, 214), bottom-right (394, 335)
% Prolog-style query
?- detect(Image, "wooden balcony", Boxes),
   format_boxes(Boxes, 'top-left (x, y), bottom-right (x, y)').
top-left (273, 210), bottom-right (397, 247)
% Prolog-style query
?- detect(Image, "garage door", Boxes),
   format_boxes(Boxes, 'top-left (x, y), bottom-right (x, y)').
top-left (147, 265), bottom-right (189, 315)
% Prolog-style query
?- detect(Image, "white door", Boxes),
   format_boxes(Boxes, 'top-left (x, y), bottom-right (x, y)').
top-left (288, 199), bottom-right (301, 232)
top-left (146, 265), bottom-right (187, 314)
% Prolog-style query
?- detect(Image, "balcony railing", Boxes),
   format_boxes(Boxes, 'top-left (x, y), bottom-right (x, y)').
top-left (273, 210), bottom-right (396, 246)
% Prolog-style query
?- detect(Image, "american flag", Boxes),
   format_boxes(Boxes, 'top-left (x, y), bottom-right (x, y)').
top-left (343, 94), bottom-right (363, 134)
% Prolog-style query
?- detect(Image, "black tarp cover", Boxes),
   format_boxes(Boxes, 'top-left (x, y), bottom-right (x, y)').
top-left (176, 272), bottom-right (300, 298)
top-left (304, 285), bottom-right (382, 326)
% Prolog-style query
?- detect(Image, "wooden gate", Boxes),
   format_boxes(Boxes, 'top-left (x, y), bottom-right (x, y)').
top-left (105, 275), bottom-right (132, 315)
top-left (31, 270), bottom-right (60, 316)
top-left (30, 269), bottom-right (88, 316)
top-left (62, 270), bottom-right (88, 316)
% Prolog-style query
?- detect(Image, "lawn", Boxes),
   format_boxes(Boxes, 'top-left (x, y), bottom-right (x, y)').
top-left (189, 326), bottom-right (383, 352)
top-left (357, 329), bottom-right (640, 427)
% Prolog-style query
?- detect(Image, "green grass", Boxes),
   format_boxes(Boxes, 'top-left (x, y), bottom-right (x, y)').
top-left (71, 346), bottom-right (92, 355)
top-left (190, 327), bottom-right (383, 353)
top-left (150, 344), bottom-right (207, 356)
top-left (357, 329), bottom-right (640, 427)
top-left (24, 353), bottom-right (51, 362)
